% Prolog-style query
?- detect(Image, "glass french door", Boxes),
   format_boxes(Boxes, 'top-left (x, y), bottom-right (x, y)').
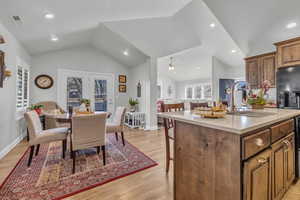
top-left (58, 69), bottom-right (114, 113)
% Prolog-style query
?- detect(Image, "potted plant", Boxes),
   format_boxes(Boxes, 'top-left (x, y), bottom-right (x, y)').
top-left (29, 104), bottom-right (44, 115)
top-left (247, 80), bottom-right (271, 109)
top-left (129, 98), bottom-right (139, 112)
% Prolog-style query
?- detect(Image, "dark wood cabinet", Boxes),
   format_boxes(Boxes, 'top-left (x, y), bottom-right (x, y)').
top-left (246, 57), bottom-right (260, 88)
top-left (245, 52), bottom-right (276, 89)
top-left (271, 132), bottom-right (295, 200)
top-left (275, 37), bottom-right (300, 68)
top-left (261, 53), bottom-right (276, 87)
top-left (285, 133), bottom-right (295, 189)
top-left (243, 149), bottom-right (272, 200)
top-left (271, 138), bottom-right (286, 200)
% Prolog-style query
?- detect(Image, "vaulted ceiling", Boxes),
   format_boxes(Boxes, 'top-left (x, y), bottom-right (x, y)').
top-left (0, 0), bottom-right (299, 72)
top-left (203, 0), bottom-right (300, 56)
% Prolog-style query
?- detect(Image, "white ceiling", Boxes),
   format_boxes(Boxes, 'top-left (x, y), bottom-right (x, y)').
top-left (104, 14), bottom-right (202, 58)
top-left (203, 0), bottom-right (300, 56)
top-left (0, 0), bottom-right (191, 57)
top-left (92, 24), bottom-right (149, 67)
top-left (158, 46), bottom-right (212, 82)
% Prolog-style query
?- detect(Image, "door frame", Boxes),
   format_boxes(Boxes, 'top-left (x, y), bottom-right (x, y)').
top-left (57, 69), bottom-right (115, 113)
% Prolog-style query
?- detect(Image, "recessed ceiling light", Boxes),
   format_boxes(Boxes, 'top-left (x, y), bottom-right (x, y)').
top-left (196, 67), bottom-right (201, 69)
top-left (123, 50), bottom-right (129, 56)
top-left (210, 23), bottom-right (216, 28)
top-left (45, 13), bottom-right (55, 19)
top-left (231, 49), bottom-right (237, 53)
top-left (50, 35), bottom-right (59, 42)
top-left (286, 22), bottom-right (297, 29)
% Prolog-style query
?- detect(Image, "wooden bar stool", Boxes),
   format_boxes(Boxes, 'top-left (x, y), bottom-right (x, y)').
top-left (162, 103), bottom-right (185, 173)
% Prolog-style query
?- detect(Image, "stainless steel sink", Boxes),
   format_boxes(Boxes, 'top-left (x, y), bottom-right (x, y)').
top-left (227, 111), bottom-right (276, 118)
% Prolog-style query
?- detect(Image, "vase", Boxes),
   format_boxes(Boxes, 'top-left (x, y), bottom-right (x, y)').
top-left (252, 104), bottom-right (265, 109)
top-left (130, 105), bottom-right (136, 112)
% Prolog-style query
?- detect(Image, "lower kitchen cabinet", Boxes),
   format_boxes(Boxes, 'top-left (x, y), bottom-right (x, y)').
top-left (244, 149), bottom-right (272, 200)
top-left (244, 131), bottom-right (295, 200)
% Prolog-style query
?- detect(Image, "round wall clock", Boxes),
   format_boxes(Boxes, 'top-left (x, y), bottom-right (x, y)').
top-left (35, 74), bottom-right (54, 89)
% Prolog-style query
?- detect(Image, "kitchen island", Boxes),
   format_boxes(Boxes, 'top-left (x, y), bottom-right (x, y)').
top-left (158, 108), bottom-right (300, 200)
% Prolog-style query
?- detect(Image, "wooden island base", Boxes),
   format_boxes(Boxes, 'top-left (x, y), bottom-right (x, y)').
top-left (173, 119), bottom-right (296, 200)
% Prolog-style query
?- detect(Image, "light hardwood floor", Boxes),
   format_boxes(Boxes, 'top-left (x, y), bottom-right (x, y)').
top-left (1, 128), bottom-right (300, 200)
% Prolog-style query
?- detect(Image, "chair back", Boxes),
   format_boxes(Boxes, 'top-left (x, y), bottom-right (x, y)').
top-left (24, 111), bottom-right (43, 141)
top-left (113, 107), bottom-right (126, 126)
top-left (36, 101), bottom-right (65, 113)
top-left (190, 102), bottom-right (209, 110)
top-left (72, 113), bottom-right (107, 151)
top-left (162, 103), bottom-right (185, 131)
top-left (162, 103), bottom-right (185, 112)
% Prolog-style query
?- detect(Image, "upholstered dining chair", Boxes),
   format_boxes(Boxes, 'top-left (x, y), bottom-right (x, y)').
top-left (162, 103), bottom-right (185, 173)
top-left (106, 107), bottom-right (126, 146)
top-left (35, 101), bottom-right (67, 129)
top-left (71, 113), bottom-right (107, 173)
top-left (24, 111), bottom-right (69, 167)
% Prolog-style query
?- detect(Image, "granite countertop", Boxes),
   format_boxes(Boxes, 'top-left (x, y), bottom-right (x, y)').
top-left (157, 108), bottom-right (300, 134)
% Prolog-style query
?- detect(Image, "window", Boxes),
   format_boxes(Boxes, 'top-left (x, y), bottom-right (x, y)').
top-left (194, 86), bottom-right (202, 99)
top-left (67, 77), bottom-right (83, 108)
top-left (157, 85), bottom-right (161, 99)
top-left (203, 85), bottom-right (212, 99)
top-left (185, 83), bottom-right (212, 100)
top-left (16, 66), bottom-right (29, 110)
top-left (185, 87), bottom-right (193, 99)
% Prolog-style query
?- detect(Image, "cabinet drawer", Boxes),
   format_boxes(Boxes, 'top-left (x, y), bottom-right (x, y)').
top-left (243, 129), bottom-right (271, 160)
top-left (271, 119), bottom-right (294, 143)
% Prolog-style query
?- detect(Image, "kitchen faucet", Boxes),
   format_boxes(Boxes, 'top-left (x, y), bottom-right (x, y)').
top-left (229, 81), bottom-right (249, 113)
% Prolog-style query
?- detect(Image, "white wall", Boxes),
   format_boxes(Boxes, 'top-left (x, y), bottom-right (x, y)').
top-left (212, 56), bottom-right (245, 101)
top-left (128, 61), bottom-right (149, 113)
top-left (157, 75), bottom-right (176, 99)
top-left (30, 45), bottom-right (131, 109)
top-left (0, 22), bottom-right (31, 158)
top-left (128, 58), bottom-right (157, 130)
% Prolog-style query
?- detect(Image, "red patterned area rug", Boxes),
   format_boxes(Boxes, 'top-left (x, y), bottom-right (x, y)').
top-left (0, 134), bottom-right (158, 200)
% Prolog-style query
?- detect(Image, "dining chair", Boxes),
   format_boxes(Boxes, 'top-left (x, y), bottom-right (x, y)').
top-left (190, 102), bottom-right (209, 110)
top-left (24, 111), bottom-right (69, 167)
top-left (106, 107), bottom-right (126, 146)
top-left (35, 101), bottom-right (67, 129)
top-left (71, 113), bottom-right (107, 173)
top-left (162, 103), bottom-right (185, 173)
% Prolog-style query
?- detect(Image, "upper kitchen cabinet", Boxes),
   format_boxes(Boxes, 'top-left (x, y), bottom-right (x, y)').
top-left (275, 37), bottom-right (300, 68)
top-left (245, 52), bottom-right (276, 89)
top-left (245, 57), bottom-right (260, 88)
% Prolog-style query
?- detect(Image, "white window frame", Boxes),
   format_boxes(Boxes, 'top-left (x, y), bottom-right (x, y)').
top-left (16, 65), bottom-right (30, 119)
top-left (185, 86), bottom-right (193, 99)
top-left (185, 83), bottom-right (212, 100)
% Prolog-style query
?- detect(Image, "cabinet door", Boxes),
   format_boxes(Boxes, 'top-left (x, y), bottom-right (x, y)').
top-left (271, 139), bottom-right (286, 200)
top-left (246, 58), bottom-right (260, 88)
top-left (285, 132), bottom-right (295, 189)
top-left (277, 40), bottom-right (300, 68)
top-left (244, 149), bottom-right (272, 200)
top-left (261, 54), bottom-right (276, 87)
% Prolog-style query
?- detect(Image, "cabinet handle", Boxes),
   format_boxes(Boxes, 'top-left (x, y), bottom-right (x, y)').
top-left (257, 157), bottom-right (267, 164)
top-left (255, 138), bottom-right (264, 147)
top-left (283, 140), bottom-right (290, 147)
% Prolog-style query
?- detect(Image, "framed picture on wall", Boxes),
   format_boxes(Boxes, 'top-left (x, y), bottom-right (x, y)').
top-left (119, 75), bottom-right (127, 83)
top-left (119, 85), bottom-right (127, 93)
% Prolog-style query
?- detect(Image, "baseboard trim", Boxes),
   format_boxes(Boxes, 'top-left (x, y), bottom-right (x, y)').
top-left (0, 135), bottom-right (26, 160)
